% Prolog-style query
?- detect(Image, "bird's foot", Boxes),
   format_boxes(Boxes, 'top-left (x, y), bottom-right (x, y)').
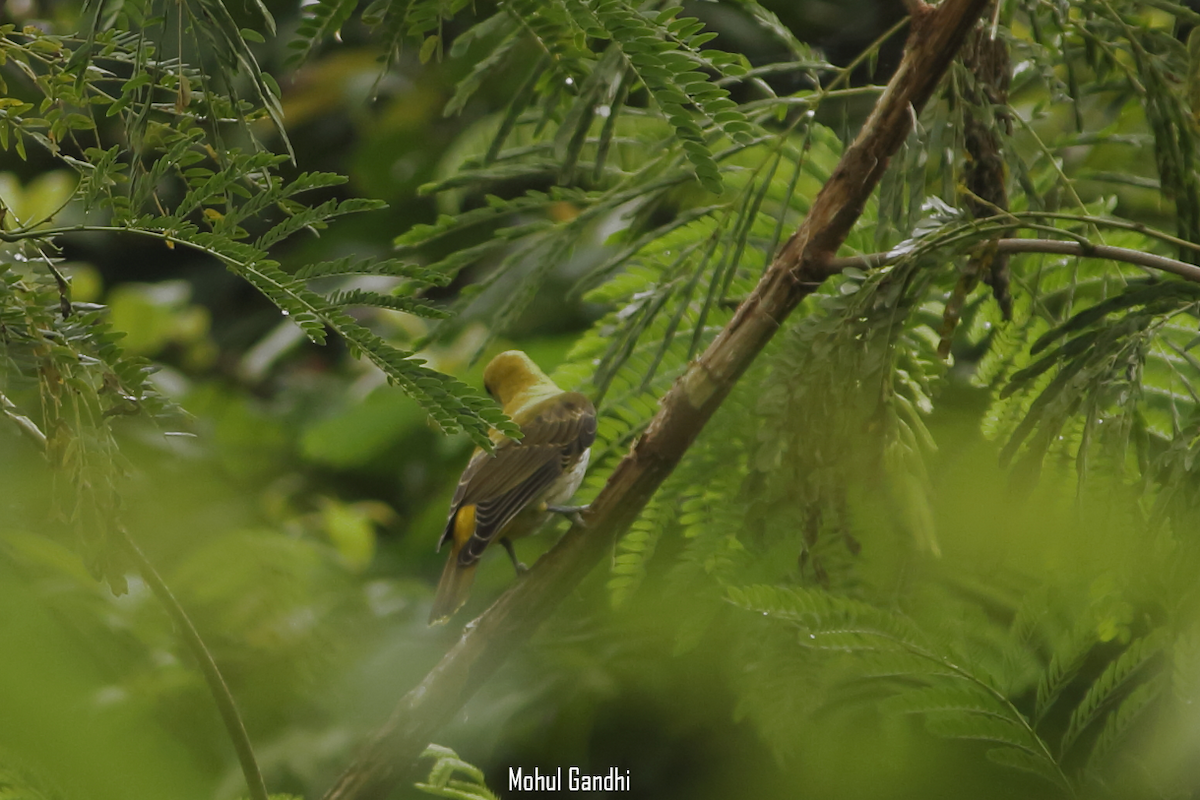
top-left (500, 538), bottom-right (527, 576)
top-left (546, 504), bottom-right (590, 528)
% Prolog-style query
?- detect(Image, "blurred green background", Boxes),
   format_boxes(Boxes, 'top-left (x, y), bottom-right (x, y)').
top-left (3, 1), bottom-right (1200, 799)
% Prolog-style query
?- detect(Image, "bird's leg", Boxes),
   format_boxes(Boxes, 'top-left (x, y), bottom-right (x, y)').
top-left (545, 504), bottom-right (589, 528)
top-left (500, 537), bottom-right (527, 575)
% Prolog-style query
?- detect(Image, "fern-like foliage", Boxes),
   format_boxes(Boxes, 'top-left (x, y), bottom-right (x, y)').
top-left (289, 0), bottom-right (359, 67)
top-left (284, 0), bottom-right (835, 362)
top-left (0, 744), bottom-right (66, 799)
top-left (0, 256), bottom-right (180, 591)
top-left (470, 3), bottom-right (1200, 792)
top-left (8, 1), bottom-right (1200, 793)
top-left (0, 8), bottom-right (528, 595)
top-left (1, 20), bottom-right (516, 449)
top-left (751, 254), bottom-right (948, 562)
top-left (729, 583), bottom-right (1067, 789)
top-left (971, 223), bottom-right (1200, 494)
top-left (415, 745), bottom-right (499, 800)
top-left (725, 580), bottom-right (1182, 795)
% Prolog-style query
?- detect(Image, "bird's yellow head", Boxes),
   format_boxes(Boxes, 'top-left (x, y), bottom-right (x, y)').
top-left (482, 350), bottom-right (559, 411)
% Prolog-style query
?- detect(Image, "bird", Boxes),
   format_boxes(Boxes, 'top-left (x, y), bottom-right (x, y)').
top-left (429, 350), bottom-right (597, 624)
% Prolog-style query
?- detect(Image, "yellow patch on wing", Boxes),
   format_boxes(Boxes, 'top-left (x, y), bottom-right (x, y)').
top-left (453, 504), bottom-right (477, 548)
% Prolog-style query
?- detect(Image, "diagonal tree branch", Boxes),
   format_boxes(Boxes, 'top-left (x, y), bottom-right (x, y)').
top-left (321, 2), bottom-right (991, 799)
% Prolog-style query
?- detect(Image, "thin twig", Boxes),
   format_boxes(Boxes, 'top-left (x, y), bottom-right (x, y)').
top-left (118, 528), bottom-right (270, 800)
top-left (830, 238), bottom-right (1200, 283)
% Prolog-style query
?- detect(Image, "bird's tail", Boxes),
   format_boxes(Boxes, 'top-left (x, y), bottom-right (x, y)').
top-left (429, 550), bottom-right (477, 625)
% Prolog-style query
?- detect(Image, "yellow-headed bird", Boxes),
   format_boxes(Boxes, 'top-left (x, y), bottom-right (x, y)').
top-left (429, 350), bottom-right (596, 624)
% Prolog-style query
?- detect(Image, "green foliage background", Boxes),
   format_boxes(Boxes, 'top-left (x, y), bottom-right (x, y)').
top-left (4, 1), bottom-right (1200, 799)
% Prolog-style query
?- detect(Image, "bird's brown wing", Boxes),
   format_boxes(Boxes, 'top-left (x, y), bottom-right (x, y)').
top-left (437, 392), bottom-right (596, 565)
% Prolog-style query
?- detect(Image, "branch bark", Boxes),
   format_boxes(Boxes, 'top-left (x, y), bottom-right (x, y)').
top-left (321, 2), bottom-right (991, 798)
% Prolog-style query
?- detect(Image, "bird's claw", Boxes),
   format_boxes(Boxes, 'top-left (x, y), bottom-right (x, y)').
top-left (546, 504), bottom-right (589, 528)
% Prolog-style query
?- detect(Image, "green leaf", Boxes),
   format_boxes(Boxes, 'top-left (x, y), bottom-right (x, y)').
top-left (1062, 630), bottom-right (1166, 757)
top-left (986, 747), bottom-right (1069, 790)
